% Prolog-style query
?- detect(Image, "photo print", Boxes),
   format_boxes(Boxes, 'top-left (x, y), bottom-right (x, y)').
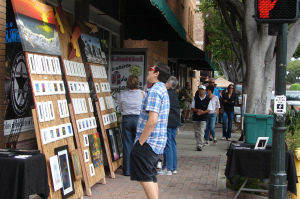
top-left (36, 102), bottom-right (44, 122)
top-left (33, 81), bottom-right (42, 96)
top-left (70, 150), bottom-right (82, 180)
top-left (114, 128), bottom-right (123, 158)
top-left (107, 129), bottom-right (120, 161)
top-left (79, 33), bottom-right (103, 64)
top-left (27, 53), bottom-right (36, 74)
top-left (99, 97), bottom-right (106, 111)
top-left (41, 128), bottom-right (49, 144)
top-left (54, 57), bottom-right (61, 75)
top-left (49, 155), bottom-right (63, 191)
top-left (88, 133), bottom-right (103, 168)
top-left (88, 98), bottom-right (94, 113)
top-left (95, 83), bottom-right (100, 93)
top-left (54, 145), bottom-right (75, 198)
top-left (83, 149), bottom-right (89, 162)
top-left (89, 164), bottom-right (95, 177)
top-left (83, 134), bottom-right (89, 147)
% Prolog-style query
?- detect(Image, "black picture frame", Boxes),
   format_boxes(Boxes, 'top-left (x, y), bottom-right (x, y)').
top-left (114, 127), bottom-right (123, 158)
top-left (54, 145), bottom-right (75, 198)
top-left (106, 128), bottom-right (119, 161)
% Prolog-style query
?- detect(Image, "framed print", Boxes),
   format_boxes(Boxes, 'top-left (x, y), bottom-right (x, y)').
top-left (54, 145), bottom-right (75, 198)
top-left (54, 57), bottom-right (61, 75)
top-left (49, 155), bottom-right (63, 191)
top-left (99, 97), bottom-right (106, 111)
top-left (58, 100), bottom-right (64, 118)
top-left (70, 150), bottom-right (82, 181)
top-left (34, 55), bottom-right (42, 74)
top-left (51, 58), bottom-right (57, 74)
top-left (114, 128), bottom-right (123, 158)
top-left (63, 100), bottom-right (69, 117)
top-left (55, 126), bottom-right (61, 139)
top-left (95, 83), bottom-right (100, 93)
top-left (37, 102), bottom-right (44, 122)
top-left (69, 82), bottom-right (74, 93)
top-left (88, 133), bottom-right (103, 168)
top-left (43, 102), bottom-right (50, 122)
top-left (89, 164), bottom-right (95, 177)
top-left (254, 137), bottom-right (269, 150)
top-left (61, 125), bottom-right (67, 137)
top-left (41, 128), bottom-right (49, 144)
top-left (33, 81), bottom-right (41, 96)
top-left (49, 127), bottom-right (56, 141)
top-left (83, 149), bottom-right (89, 162)
top-left (88, 98), bottom-right (94, 113)
top-left (66, 124), bottom-right (73, 136)
top-left (41, 82), bottom-right (47, 95)
top-left (40, 56), bottom-right (47, 74)
top-left (83, 134), bottom-right (89, 147)
top-left (27, 53), bottom-right (36, 74)
top-left (77, 120), bottom-right (82, 132)
top-left (107, 129), bottom-right (119, 161)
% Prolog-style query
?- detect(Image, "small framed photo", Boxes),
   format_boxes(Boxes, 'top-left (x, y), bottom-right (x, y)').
top-left (37, 102), bottom-right (45, 122)
top-left (33, 81), bottom-right (41, 96)
top-left (51, 58), bottom-right (57, 74)
top-left (95, 83), bottom-right (100, 93)
top-left (54, 145), bottom-right (75, 198)
top-left (27, 53), bottom-right (36, 74)
top-left (83, 134), bottom-right (89, 147)
top-left (70, 150), bottom-right (82, 181)
top-left (34, 55), bottom-right (42, 74)
top-left (88, 98), bottom-right (94, 113)
top-left (40, 56), bottom-right (47, 74)
top-left (49, 127), bottom-right (56, 141)
top-left (55, 127), bottom-right (61, 139)
top-left (89, 164), bottom-right (95, 176)
top-left (99, 97), bottom-right (106, 111)
top-left (41, 128), bottom-right (49, 144)
top-left (49, 155), bottom-right (63, 191)
top-left (83, 149), bottom-right (89, 162)
top-left (254, 137), bottom-right (269, 150)
top-left (42, 102), bottom-right (50, 122)
top-left (66, 123), bottom-right (73, 136)
top-left (54, 57), bottom-right (61, 75)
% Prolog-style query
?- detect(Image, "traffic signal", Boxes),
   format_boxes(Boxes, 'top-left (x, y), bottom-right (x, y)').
top-left (255, 0), bottom-right (299, 22)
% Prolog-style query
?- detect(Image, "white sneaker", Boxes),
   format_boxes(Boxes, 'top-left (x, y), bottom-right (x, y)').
top-left (227, 138), bottom-right (231, 141)
top-left (204, 141), bottom-right (209, 146)
top-left (221, 137), bottom-right (226, 140)
top-left (157, 161), bottom-right (162, 169)
top-left (172, 170), bottom-right (177, 174)
top-left (158, 170), bottom-right (172, 175)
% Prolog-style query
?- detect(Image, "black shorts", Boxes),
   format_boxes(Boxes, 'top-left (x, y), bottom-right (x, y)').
top-left (130, 141), bottom-right (160, 182)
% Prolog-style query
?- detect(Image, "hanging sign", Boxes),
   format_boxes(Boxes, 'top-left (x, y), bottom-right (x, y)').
top-left (274, 95), bottom-right (286, 114)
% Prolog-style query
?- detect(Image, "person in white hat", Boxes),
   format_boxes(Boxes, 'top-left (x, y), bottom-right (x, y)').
top-left (191, 85), bottom-right (210, 151)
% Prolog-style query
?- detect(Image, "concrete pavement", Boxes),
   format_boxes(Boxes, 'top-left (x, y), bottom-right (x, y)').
top-left (85, 122), bottom-right (268, 199)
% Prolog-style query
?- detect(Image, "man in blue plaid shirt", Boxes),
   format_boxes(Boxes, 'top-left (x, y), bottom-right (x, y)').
top-left (130, 62), bottom-right (170, 199)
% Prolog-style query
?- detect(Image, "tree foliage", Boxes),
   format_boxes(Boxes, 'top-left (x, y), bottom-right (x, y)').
top-left (290, 83), bottom-right (300, 91)
top-left (294, 44), bottom-right (300, 58)
top-left (287, 60), bottom-right (300, 84)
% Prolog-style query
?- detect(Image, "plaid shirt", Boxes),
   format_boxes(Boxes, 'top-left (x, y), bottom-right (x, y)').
top-left (135, 82), bottom-right (170, 154)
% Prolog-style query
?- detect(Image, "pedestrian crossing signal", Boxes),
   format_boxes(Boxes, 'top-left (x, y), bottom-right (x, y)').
top-left (255, 0), bottom-right (299, 22)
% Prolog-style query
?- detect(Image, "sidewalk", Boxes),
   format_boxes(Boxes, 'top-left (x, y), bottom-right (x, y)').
top-left (85, 122), bottom-right (267, 199)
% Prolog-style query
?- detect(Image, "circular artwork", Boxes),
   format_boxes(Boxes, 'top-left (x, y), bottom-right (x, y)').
top-left (11, 52), bottom-right (30, 117)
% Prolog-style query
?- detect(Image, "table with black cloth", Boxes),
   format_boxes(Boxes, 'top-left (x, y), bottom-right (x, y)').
top-left (225, 143), bottom-right (297, 196)
top-left (0, 153), bottom-right (50, 199)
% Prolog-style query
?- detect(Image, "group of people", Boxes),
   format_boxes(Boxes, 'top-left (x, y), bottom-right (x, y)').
top-left (118, 63), bottom-right (179, 199)
top-left (191, 78), bottom-right (236, 151)
top-left (118, 65), bottom-right (237, 199)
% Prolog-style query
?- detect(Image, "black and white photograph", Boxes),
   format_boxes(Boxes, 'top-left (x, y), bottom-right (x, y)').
top-left (254, 137), bottom-right (269, 150)
top-left (49, 155), bottom-right (63, 192)
top-left (99, 97), bottom-right (106, 111)
top-left (88, 98), bottom-right (94, 113)
top-left (89, 164), bottom-right (95, 177)
top-left (83, 134), bottom-right (89, 147)
top-left (83, 149), bottom-right (89, 162)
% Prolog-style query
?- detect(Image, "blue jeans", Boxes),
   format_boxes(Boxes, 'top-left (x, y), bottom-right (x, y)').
top-left (205, 114), bottom-right (217, 141)
top-left (222, 111), bottom-right (234, 139)
top-left (122, 115), bottom-right (139, 176)
top-left (162, 128), bottom-right (178, 171)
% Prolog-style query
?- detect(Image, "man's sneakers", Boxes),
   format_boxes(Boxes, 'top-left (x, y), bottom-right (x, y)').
top-left (213, 138), bottom-right (217, 144)
top-left (221, 136), bottom-right (226, 140)
top-left (197, 146), bottom-right (202, 151)
top-left (227, 138), bottom-right (231, 141)
top-left (158, 169), bottom-right (172, 175)
top-left (172, 170), bottom-right (177, 174)
top-left (204, 141), bottom-right (209, 146)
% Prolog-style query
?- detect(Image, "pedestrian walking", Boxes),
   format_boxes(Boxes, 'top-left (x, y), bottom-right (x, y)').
top-left (159, 76), bottom-right (180, 175)
top-left (130, 62), bottom-right (170, 199)
top-left (179, 82), bottom-right (192, 122)
top-left (204, 85), bottom-right (220, 145)
top-left (118, 75), bottom-right (144, 176)
top-left (191, 85), bottom-right (210, 151)
top-left (220, 84), bottom-right (236, 141)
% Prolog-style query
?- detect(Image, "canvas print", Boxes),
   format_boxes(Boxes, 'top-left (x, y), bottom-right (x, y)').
top-left (49, 155), bottom-right (63, 191)
top-left (11, 0), bottom-right (61, 56)
top-left (54, 145), bottom-right (75, 198)
top-left (88, 133), bottom-right (103, 168)
top-left (70, 150), bottom-right (82, 181)
top-left (107, 129), bottom-right (119, 161)
top-left (114, 128), bottom-right (123, 158)
top-left (79, 33), bottom-right (103, 64)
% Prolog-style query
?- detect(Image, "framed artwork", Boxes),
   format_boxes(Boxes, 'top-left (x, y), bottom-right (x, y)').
top-left (27, 53), bottom-right (36, 74)
top-left (83, 149), bottom-right (89, 162)
top-left (89, 164), bottom-right (95, 177)
top-left (70, 150), bottom-right (82, 181)
top-left (54, 145), bottom-right (75, 198)
top-left (88, 98), bottom-right (94, 113)
top-left (99, 97), bottom-right (106, 111)
top-left (36, 102), bottom-right (44, 122)
top-left (79, 33), bottom-right (103, 64)
top-left (83, 134), bottom-right (89, 147)
top-left (114, 128), bottom-right (123, 158)
top-left (88, 133), bottom-right (103, 168)
top-left (41, 128), bottom-right (49, 144)
top-left (49, 155), bottom-right (63, 191)
top-left (95, 83), bottom-right (100, 93)
top-left (106, 129), bottom-right (119, 161)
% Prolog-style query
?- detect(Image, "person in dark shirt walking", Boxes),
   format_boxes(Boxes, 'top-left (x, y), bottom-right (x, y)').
top-left (220, 84), bottom-right (236, 140)
top-left (191, 85), bottom-right (210, 151)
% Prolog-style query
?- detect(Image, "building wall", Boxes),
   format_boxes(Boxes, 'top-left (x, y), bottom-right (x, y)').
top-left (194, 1), bottom-right (205, 50)
top-left (123, 39), bottom-right (168, 69)
top-left (0, 0), bottom-right (5, 147)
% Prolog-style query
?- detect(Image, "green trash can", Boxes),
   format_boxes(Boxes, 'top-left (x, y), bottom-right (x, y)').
top-left (245, 114), bottom-right (274, 144)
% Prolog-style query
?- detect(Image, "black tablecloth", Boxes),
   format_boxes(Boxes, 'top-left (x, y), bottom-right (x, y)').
top-left (0, 153), bottom-right (50, 199)
top-left (225, 143), bottom-right (298, 195)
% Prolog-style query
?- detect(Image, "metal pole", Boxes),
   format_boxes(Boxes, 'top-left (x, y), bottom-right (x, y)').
top-left (269, 23), bottom-right (288, 199)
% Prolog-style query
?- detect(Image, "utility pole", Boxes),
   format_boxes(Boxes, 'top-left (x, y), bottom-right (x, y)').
top-left (269, 23), bottom-right (288, 199)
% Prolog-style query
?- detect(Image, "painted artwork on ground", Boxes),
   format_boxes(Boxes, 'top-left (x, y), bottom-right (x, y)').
top-left (11, 0), bottom-right (61, 55)
top-left (79, 33), bottom-right (103, 64)
top-left (88, 133), bottom-right (103, 168)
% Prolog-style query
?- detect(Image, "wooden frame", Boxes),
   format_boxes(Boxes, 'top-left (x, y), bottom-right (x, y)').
top-left (70, 150), bottom-right (82, 181)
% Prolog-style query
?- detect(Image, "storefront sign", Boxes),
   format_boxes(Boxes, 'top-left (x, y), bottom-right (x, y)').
top-left (110, 54), bottom-right (145, 91)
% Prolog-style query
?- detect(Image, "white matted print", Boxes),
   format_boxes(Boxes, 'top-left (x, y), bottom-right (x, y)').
top-left (99, 97), bottom-right (106, 111)
top-left (83, 134), bottom-right (89, 147)
top-left (95, 83), bottom-right (100, 93)
top-left (83, 149), bottom-right (89, 162)
top-left (88, 98), bottom-right (94, 112)
top-left (254, 137), bottom-right (269, 150)
top-left (49, 155), bottom-right (63, 191)
top-left (89, 164), bottom-right (95, 176)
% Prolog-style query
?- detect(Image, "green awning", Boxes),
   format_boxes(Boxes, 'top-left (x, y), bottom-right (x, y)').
top-left (150, 0), bottom-right (186, 40)
top-left (168, 41), bottom-right (215, 71)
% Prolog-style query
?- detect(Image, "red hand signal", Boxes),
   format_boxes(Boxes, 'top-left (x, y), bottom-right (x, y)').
top-left (258, 0), bottom-right (278, 18)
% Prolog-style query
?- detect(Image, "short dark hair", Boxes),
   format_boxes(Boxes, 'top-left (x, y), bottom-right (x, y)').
top-left (126, 75), bottom-right (139, 89)
top-left (206, 85), bottom-right (214, 93)
top-left (154, 62), bottom-right (170, 83)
